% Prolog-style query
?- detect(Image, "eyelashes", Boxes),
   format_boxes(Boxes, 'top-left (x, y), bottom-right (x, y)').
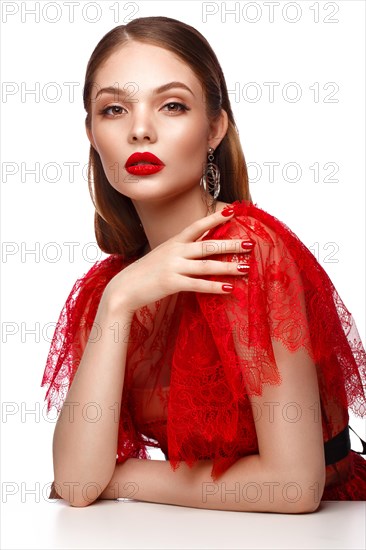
top-left (163, 102), bottom-right (190, 113)
top-left (99, 101), bottom-right (190, 117)
top-left (101, 105), bottom-right (125, 116)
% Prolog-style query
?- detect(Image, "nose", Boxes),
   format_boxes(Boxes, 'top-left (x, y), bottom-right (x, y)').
top-left (127, 105), bottom-right (157, 144)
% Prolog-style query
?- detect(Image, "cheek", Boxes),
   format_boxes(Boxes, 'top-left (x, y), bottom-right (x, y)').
top-left (92, 124), bottom-right (117, 158)
top-left (92, 127), bottom-right (124, 178)
top-left (170, 122), bottom-right (209, 169)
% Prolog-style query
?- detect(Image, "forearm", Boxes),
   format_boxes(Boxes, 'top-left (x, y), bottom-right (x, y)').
top-left (98, 455), bottom-right (322, 514)
top-left (52, 296), bottom-right (133, 505)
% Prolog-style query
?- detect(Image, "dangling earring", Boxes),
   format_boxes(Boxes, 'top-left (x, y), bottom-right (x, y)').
top-left (200, 147), bottom-right (221, 200)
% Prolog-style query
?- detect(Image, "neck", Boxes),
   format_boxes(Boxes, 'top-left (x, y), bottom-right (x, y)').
top-left (132, 188), bottom-right (218, 254)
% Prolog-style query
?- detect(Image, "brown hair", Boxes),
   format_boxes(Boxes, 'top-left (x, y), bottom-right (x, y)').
top-left (83, 16), bottom-right (252, 258)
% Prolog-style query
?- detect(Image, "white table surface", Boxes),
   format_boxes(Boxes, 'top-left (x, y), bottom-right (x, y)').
top-left (2, 499), bottom-right (365, 549)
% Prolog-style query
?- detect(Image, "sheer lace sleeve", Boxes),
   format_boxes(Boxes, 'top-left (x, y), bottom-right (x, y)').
top-left (40, 254), bottom-right (126, 414)
top-left (166, 200), bottom-right (366, 481)
top-left (205, 201), bottom-right (366, 415)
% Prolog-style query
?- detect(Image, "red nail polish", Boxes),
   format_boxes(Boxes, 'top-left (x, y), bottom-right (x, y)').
top-left (221, 208), bottom-right (234, 217)
top-left (241, 240), bottom-right (254, 249)
top-left (237, 264), bottom-right (250, 272)
top-left (222, 284), bottom-right (233, 292)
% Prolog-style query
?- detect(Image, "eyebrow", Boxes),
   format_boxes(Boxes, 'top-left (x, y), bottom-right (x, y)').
top-left (94, 81), bottom-right (195, 100)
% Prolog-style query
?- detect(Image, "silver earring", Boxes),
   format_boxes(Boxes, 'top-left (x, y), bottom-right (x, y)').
top-left (200, 147), bottom-right (220, 200)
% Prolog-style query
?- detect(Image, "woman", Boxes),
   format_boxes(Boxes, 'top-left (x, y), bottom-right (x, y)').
top-left (41, 16), bottom-right (366, 511)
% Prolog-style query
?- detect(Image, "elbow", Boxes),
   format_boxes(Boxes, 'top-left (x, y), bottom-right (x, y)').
top-left (290, 470), bottom-right (326, 514)
top-left (258, 463), bottom-right (326, 514)
top-left (295, 495), bottom-right (321, 514)
top-left (274, 491), bottom-right (322, 515)
top-left (52, 478), bottom-right (105, 508)
top-left (295, 497), bottom-right (322, 514)
top-left (56, 488), bottom-right (100, 508)
top-left (52, 461), bottom-right (116, 507)
top-left (69, 498), bottom-right (96, 508)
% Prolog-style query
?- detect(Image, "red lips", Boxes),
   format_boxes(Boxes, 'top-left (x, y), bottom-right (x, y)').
top-left (125, 152), bottom-right (165, 175)
top-left (125, 152), bottom-right (164, 167)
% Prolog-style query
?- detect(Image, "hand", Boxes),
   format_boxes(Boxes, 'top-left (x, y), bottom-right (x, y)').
top-left (103, 208), bottom-right (254, 315)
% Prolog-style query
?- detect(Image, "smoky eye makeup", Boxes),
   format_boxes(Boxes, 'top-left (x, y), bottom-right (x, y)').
top-left (98, 101), bottom-right (191, 118)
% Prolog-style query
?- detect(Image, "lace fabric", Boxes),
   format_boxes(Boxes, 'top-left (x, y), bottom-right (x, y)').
top-left (41, 200), bottom-right (366, 499)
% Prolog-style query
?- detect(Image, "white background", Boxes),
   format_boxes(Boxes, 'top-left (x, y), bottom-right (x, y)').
top-left (1, 0), bottom-right (365, 523)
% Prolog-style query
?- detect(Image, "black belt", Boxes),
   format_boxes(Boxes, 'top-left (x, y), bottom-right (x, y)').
top-left (324, 424), bottom-right (366, 466)
top-left (163, 425), bottom-right (366, 465)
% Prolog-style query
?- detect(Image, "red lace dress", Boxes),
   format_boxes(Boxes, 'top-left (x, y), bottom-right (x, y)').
top-left (41, 200), bottom-right (366, 500)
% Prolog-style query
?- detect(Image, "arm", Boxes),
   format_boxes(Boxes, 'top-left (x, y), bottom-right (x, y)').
top-left (99, 455), bottom-right (321, 513)
top-left (97, 223), bottom-right (326, 513)
top-left (97, 343), bottom-right (325, 514)
top-left (49, 209), bottom-right (250, 508)
top-left (52, 294), bottom-right (134, 507)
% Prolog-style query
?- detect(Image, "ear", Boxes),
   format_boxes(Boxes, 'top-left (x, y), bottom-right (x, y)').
top-left (208, 109), bottom-right (229, 150)
top-left (85, 120), bottom-right (98, 151)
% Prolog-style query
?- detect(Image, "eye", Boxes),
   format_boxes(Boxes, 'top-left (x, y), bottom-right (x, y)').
top-left (100, 105), bottom-right (126, 117)
top-left (162, 102), bottom-right (189, 113)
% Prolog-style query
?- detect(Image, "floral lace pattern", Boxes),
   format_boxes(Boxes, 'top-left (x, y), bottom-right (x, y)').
top-left (41, 200), bottom-right (366, 496)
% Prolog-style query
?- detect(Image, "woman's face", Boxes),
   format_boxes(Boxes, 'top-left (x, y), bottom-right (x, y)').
top-left (86, 41), bottom-right (227, 204)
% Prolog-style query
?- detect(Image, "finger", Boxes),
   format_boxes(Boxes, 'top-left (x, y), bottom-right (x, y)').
top-left (177, 274), bottom-right (240, 295)
top-left (182, 258), bottom-right (250, 277)
top-left (187, 239), bottom-right (255, 259)
top-left (179, 207), bottom-right (235, 243)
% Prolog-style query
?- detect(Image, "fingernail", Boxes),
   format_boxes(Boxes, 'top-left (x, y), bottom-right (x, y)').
top-left (222, 284), bottom-right (234, 292)
top-left (241, 240), bottom-right (255, 249)
top-left (221, 208), bottom-right (234, 217)
top-left (237, 264), bottom-right (250, 272)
